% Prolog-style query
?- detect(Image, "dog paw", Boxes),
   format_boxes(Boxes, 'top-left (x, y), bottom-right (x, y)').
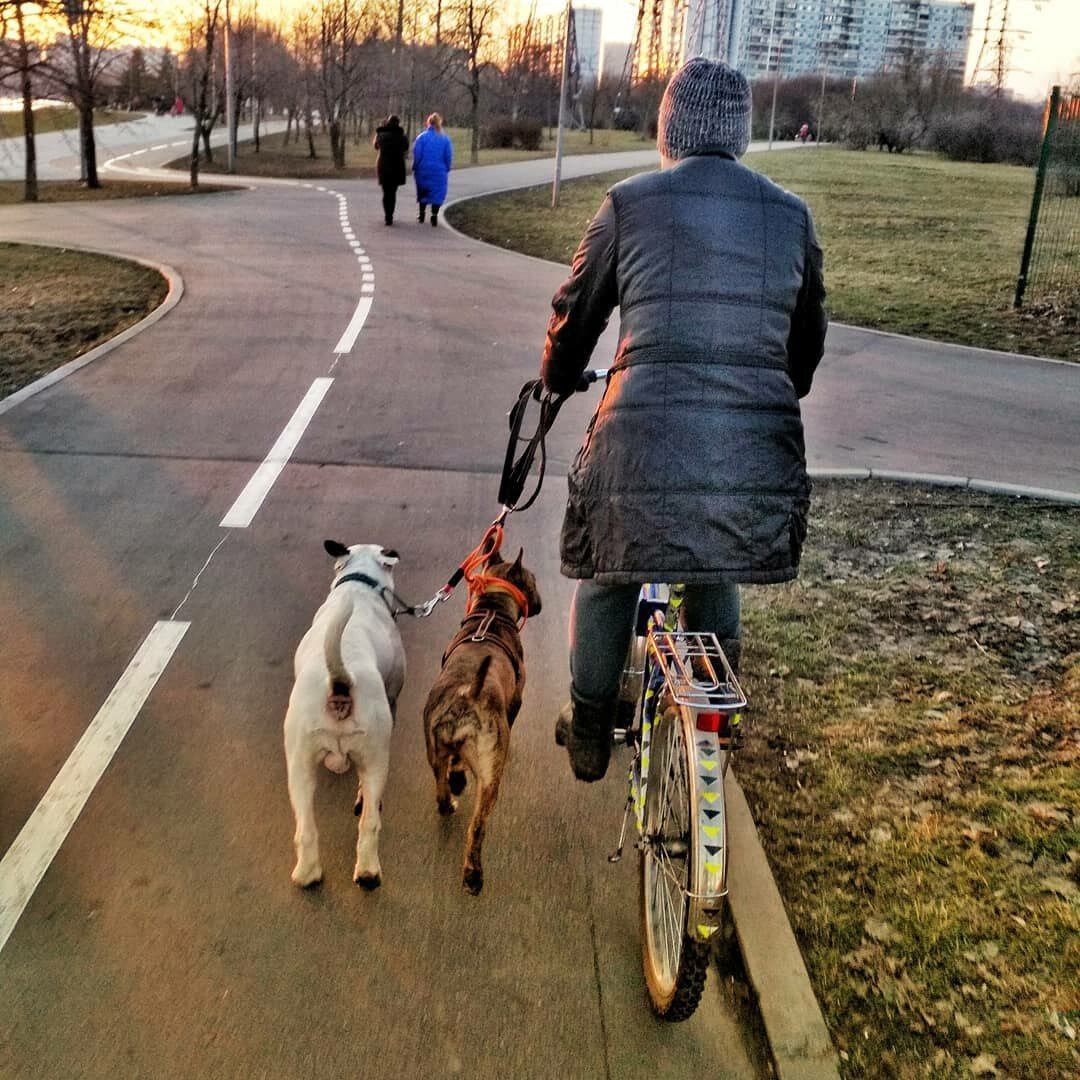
top-left (291, 862), bottom-right (324, 888)
top-left (449, 770), bottom-right (467, 796)
top-left (354, 870), bottom-right (382, 890)
top-left (437, 795), bottom-right (458, 816)
top-left (462, 867), bottom-right (484, 895)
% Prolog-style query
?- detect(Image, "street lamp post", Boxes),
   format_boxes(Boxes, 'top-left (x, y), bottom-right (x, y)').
top-left (225, 0), bottom-right (235, 173)
top-left (551, 0), bottom-right (572, 208)
top-left (766, 0), bottom-right (779, 149)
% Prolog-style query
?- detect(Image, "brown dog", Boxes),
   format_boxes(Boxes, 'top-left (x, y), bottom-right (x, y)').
top-left (422, 549), bottom-right (541, 894)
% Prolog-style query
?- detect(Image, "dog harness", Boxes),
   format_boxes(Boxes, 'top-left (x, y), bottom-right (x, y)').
top-left (441, 607), bottom-right (524, 682)
top-left (333, 572), bottom-right (398, 616)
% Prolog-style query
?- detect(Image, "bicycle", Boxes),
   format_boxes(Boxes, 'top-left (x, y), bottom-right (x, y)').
top-left (571, 370), bottom-right (747, 1022)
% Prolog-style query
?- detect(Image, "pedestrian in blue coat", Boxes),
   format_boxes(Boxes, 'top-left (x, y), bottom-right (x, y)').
top-left (412, 113), bottom-right (453, 226)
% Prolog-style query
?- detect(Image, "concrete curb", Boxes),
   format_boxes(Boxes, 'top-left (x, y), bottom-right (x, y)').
top-left (810, 467), bottom-right (1080, 505)
top-left (0, 244), bottom-right (183, 417)
top-left (726, 772), bottom-right (841, 1080)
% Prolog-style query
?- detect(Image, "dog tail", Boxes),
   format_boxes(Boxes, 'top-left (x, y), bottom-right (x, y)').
top-left (323, 597), bottom-right (354, 691)
top-left (470, 654), bottom-right (492, 698)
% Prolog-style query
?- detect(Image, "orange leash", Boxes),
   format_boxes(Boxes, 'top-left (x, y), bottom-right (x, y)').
top-left (461, 522), bottom-right (530, 625)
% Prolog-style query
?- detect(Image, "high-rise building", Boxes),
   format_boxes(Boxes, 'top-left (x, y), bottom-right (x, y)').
top-left (684, 0), bottom-right (974, 81)
top-left (602, 41), bottom-right (633, 83)
top-left (574, 7), bottom-right (604, 84)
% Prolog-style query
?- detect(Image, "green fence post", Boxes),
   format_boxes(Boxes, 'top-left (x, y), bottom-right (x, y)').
top-left (1014, 85), bottom-right (1062, 308)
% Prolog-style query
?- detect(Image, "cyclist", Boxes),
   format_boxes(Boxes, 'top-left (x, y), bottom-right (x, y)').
top-left (542, 58), bottom-right (827, 782)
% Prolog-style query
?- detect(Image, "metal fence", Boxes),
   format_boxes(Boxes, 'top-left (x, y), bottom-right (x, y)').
top-left (1015, 86), bottom-right (1080, 309)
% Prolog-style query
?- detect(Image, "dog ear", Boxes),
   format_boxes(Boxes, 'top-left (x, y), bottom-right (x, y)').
top-left (379, 547), bottom-right (400, 566)
top-left (512, 548), bottom-right (524, 571)
top-left (324, 540), bottom-right (349, 559)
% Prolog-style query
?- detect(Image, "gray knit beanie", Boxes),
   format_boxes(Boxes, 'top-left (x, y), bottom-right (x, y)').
top-left (657, 57), bottom-right (752, 160)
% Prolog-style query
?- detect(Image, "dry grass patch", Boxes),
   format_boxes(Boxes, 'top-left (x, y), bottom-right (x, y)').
top-left (0, 243), bottom-right (167, 398)
top-left (447, 149), bottom-right (1078, 362)
top-left (0, 180), bottom-right (234, 204)
top-left (734, 481), bottom-right (1079, 1079)
top-left (0, 107), bottom-right (140, 138)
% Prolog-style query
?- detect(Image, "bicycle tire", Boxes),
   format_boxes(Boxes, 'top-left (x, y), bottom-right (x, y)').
top-left (638, 700), bottom-right (710, 1021)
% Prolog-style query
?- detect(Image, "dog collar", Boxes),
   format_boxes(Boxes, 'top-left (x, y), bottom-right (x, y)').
top-left (333, 572), bottom-right (396, 615)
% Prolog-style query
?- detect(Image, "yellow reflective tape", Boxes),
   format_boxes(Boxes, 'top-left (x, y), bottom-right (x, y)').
top-left (701, 760), bottom-right (717, 771)
top-left (702, 825), bottom-right (720, 838)
top-left (697, 924), bottom-right (717, 939)
top-left (704, 862), bottom-right (720, 874)
top-left (703, 791), bottom-right (719, 804)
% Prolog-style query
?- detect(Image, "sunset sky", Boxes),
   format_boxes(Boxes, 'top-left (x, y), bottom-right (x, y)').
top-left (180, 0), bottom-right (1077, 102)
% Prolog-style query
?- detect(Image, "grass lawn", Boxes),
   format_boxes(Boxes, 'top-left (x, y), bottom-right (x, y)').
top-left (446, 149), bottom-right (1078, 363)
top-left (736, 480), bottom-right (1078, 1079)
top-left (0, 107), bottom-right (143, 138)
top-left (164, 125), bottom-right (652, 180)
top-left (0, 180), bottom-right (234, 205)
top-left (0, 243), bottom-right (167, 398)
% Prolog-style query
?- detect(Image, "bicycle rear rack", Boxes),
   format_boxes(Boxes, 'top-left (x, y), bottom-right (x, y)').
top-left (647, 632), bottom-right (746, 713)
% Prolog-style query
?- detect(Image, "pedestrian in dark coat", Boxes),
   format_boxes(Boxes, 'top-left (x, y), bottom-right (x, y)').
top-left (544, 57), bottom-right (828, 781)
top-left (412, 113), bottom-right (453, 226)
top-left (373, 114), bottom-right (409, 225)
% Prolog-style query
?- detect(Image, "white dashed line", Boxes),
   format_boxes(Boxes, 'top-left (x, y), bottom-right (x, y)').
top-left (316, 186), bottom-right (327, 192)
top-left (333, 297), bottom-right (373, 354)
top-left (132, 148), bottom-right (147, 155)
top-left (0, 619), bottom-right (190, 955)
top-left (151, 144), bottom-right (167, 151)
top-left (171, 141), bottom-right (187, 147)
top-left (220, 378), bottom-right (334, 528)
top-left (361, 283), bottom-right (375, 294)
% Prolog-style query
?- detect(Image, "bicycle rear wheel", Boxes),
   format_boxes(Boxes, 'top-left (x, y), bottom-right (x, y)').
top-left (638, 700), bottom-right (710, 1021)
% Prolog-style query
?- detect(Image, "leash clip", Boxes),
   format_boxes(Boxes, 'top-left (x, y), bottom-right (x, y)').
top-left (415, 585), bottom-right (453, 619)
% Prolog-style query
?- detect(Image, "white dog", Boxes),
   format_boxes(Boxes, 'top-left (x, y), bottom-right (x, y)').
top-left (283, 541), bottom-right (405, 889)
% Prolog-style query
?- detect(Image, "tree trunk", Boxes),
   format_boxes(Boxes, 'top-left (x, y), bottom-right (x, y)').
top-left (329, 120), bottom-right (345, 168)
top-left (201, 124), bottom-right (213, 162)
top-left (79, 102), bottom-right (99, 188)
top-left (253, 97), bottom-right (261, 152)
top-left (470, 82), bottom-right (480, 165)
top-left (16, 4), bottom-right (37, 202)
top-left (305, 112), bottom-right (316, 159)
top-left (190, 125), bottom-right (201, 188)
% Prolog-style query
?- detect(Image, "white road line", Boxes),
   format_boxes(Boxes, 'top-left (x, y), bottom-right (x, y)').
top-left (0, 619), bottom-right (190, 955)
top-left (361, 283), bottom-right (375, 294)
top-left (362, 272), bottom-right (374, 282)
top-left (349, 240), bottom-right (361, 249)
top-left (220, 378), bottom-right (334, 528)
top-left (333, 297), bottom-right (373, 354)
top-left (316, 186), bottom-right (327, 192)
top-left (151, 144), bottom-right (167, 151)
top-left (171, 141), bottom-right (187, 147)
top-left (132, 148), bottom-right (147, 156)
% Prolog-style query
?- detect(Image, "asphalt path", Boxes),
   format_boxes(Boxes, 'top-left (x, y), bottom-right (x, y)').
top-left (0, 113), bottom-right (281, 182)
top-left (1, 133), bottom-right (1077, 1079)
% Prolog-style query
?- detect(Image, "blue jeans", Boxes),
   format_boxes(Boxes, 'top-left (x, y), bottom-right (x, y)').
top-left (569, 580), bottom-right (741, 706)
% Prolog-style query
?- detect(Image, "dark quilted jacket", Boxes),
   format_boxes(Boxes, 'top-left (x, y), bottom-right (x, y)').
top-left (542, 154), bottom-right (827, 585)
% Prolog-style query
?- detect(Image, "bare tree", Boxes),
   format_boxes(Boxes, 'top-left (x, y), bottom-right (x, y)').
top-left (446, 0), bottom-right (496, 163)
top-left (0, 0), bottom-right (51, 201)
top-left (183, 0), bottom-right (224, 188)
top-left (43, 0), bottom-right (146, 188)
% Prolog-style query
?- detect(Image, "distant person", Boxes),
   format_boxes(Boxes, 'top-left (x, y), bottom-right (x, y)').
top-left (412, 113), bottom-right (453, 227)
top-left (373, 114), bottom-right (409, 226)
top-left (798, 122), bottom-right (809, 143)
top-left (171, 95), bottom-right (184, 117)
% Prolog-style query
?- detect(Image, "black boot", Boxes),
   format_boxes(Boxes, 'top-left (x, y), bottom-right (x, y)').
top-left (555, 693), bottom-right (616, 782)
top-left (418, 204), bottom-right (426, 223)
top-left (431, 208), bottom-right (439, 227)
